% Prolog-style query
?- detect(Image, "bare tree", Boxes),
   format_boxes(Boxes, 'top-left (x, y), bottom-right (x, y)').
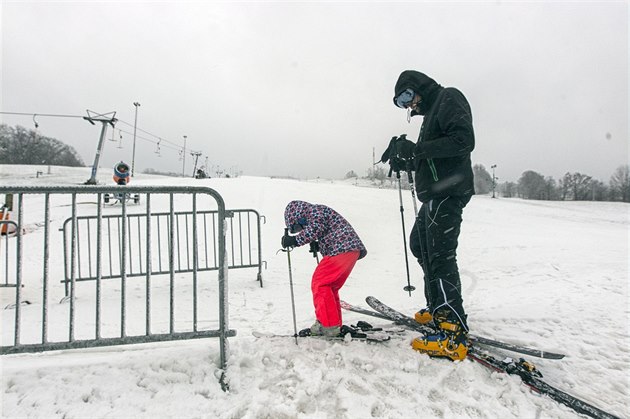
top-left (559, 174), bottom-right (571, 200)
top-left (518, 170), bottom-right (547, 199)
top-left (500, 181), bottom-right (517, 198)
top-left (367, 165), bottom-right (387, 182)
top-left (591, 180), bottom-right (609, 201)
top-left (345, 170), bottom-right (358, 179)
top-left (610, 165), bottom-right (630, 202)
top-left (543, 176), bottom-right (559, 200)
top-left (473, 164), bottom-right (492, 194)
top-left (562, 172), bottom-right (593, 200)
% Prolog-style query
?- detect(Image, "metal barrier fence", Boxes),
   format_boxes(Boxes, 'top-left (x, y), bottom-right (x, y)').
top-left (60, 208), bottom-right (265, 294)
top-left (0, 185), bottom-right (236, 390)
top-left (0, 220), bottom-right (18, 288)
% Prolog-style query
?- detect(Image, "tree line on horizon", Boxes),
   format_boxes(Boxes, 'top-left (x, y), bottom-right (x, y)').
top-left (473, 164), bottom-right (629, 202)
top-left (360, 164), bottom-right (629, 203)
top-left (0, 124), bottom-right (84, 167)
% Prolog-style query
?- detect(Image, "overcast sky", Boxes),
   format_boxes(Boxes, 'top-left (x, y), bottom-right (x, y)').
top-left (1, 1), bottom-right (627, 182)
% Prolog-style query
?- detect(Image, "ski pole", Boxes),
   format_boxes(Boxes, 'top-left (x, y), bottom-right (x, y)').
top-left (406, 169), bottom-right (419, 217)
top-left (396, 171), bottom-right (416, 296)
top-left (283, 228), bottom-right (299, 345)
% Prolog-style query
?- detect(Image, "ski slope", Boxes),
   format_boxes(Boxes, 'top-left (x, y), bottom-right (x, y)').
top-left (1, 165), bottom-right (628, 419)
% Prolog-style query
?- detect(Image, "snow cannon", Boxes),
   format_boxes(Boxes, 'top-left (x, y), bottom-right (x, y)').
top-left (105, 161), bottom-right (140, 204)
top-left (113, 162), bottom-right (131, 185)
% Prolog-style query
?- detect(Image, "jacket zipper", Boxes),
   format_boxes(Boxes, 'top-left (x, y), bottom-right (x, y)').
top-left (427, 159), bottom-right (439, 181)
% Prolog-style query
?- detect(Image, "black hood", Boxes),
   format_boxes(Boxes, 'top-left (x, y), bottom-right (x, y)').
top-left (393, 70), bottom-right (443, 116)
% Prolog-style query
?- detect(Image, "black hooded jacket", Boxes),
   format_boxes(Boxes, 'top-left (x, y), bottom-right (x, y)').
top-left (394, 70), bottom-right (475, 202)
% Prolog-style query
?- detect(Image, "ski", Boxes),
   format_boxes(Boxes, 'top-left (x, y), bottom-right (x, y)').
top-left (364, 297), bottom-right (620, 419)
top-left (351, 319), bottom-right (407, 335)
top-left (341, 300), bottom-right (392, 320)
top-left (467, 348), bottom-right (621, 419)
top-left (251, 330), bottom-right (391, 343)
top-left (341, 299), bottom-right (565, 360)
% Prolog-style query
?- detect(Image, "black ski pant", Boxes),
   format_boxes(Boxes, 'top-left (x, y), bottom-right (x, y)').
top-left (409, 196), bottom-right (469, 330)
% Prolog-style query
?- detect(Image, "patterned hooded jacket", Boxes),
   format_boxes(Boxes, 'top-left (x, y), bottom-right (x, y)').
top-left (393, 70), bottom-right (475, 203)
top-left (284, 200), bottom-right (367, 259)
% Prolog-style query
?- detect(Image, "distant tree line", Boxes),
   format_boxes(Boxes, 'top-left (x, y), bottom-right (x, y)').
top-left (360, 163), bottom-right (629, 202)
top-left (364, 165), bottom-right (400, 188)
top-left (0, 124), bottom-right (84, 167)
top-left (365, 166), bottom-right (387, 182)
top-left (473, 164), bottom-right (630, 202)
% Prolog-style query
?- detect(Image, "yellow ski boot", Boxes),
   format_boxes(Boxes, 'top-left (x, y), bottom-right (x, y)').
top-left (414, 308), bottom-right (433, 325)
top-left (411, 318), bottom-right (468, 361)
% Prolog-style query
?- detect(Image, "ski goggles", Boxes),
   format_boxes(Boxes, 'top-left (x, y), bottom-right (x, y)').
top-left (394, 88), bottom-right (415, 109)
top-left (289, 217), bottom-right (307, 234)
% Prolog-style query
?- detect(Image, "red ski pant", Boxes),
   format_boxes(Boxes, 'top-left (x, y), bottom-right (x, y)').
top-left (311, 251), bottom-right (360, 327)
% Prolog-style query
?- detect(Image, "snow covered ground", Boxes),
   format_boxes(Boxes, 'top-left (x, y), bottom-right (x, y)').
top-left (1, 165), bottom-right (628, 419)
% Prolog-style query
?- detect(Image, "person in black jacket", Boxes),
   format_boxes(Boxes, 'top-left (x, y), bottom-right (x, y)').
top-left (387, 70), bottom-right (475, 361)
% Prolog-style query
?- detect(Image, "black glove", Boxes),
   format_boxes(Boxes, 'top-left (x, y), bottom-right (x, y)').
top-left (381, 135), bottom-right (414, 161)
top-left (381, 135), bottom-right (415, 174)
top-left (281, 234), bottom-right (298, 249)
top-left (309, 241), bottom-right (319, 255)
top-left (394, 136), bottom-right (415, 161)
top-left (389, 155), bottom-right (406, 173)
top-left (380, 136), bottom-right (399, 164)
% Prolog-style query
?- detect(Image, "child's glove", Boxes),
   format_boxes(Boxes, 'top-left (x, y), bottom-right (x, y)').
top-left (281, 235), bottom-right (298, 249)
